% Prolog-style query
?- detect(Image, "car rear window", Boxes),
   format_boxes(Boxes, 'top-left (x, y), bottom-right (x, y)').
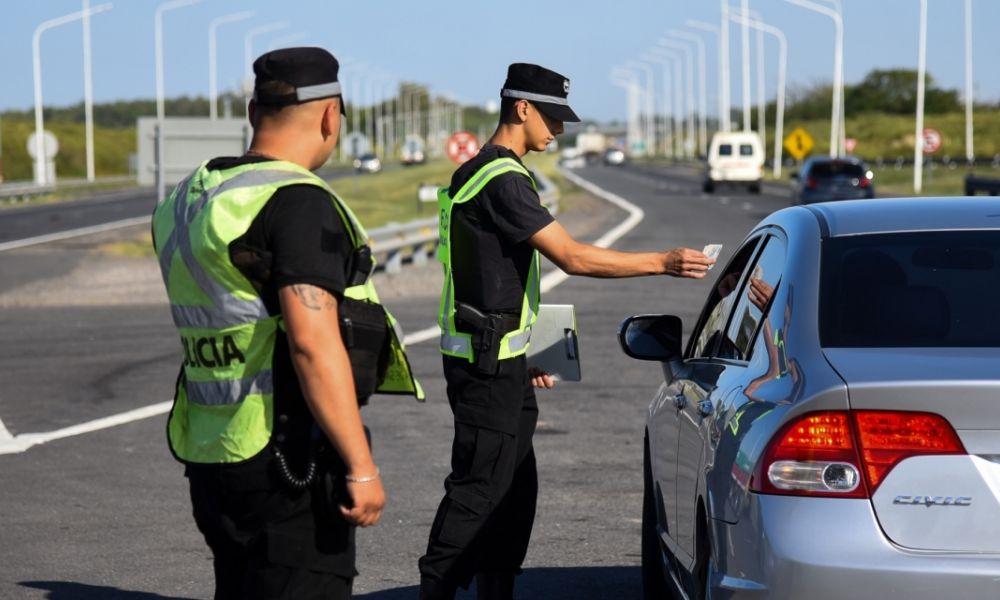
top-left (820, 232), bottom-right (1000, 347)
top-left (740, 144), bottom-right (754, 156)
top-left (718, 144), bottom-right (733, 156)
top-left (810, 161), bottom-right (864, 178)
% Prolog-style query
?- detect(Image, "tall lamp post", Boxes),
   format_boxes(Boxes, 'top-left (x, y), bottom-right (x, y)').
top-left (669, 29), bottom-right (708, 156)
top-left (731, 11), bottom-right (788, 177)
top-left (687, 20), bottom-right (725, 139)
top-left (611, 68), bottom-right (641, 156)
top-left (208, 10), bottom-right (254, 120)
top-left (719, 0), bottom-right (732, 131)
top-left (659, 38), bottom-right (697, 157)
top-left (156, 0), bottom-right (202, 124)
top-left (786, 0), bottom-right (843, 157)
top-left (914, 0), bottom-right (928, 193)
top-left (33, 2), bottom-right (112, 186)
top-left (964, 0), bottom-right (974, 163)
top-left (646, 49), bottom-right (684, 158)
top-left (625, 61), bottom-right (656, 157)
top-left (638, 53), bottom-right (675, 158)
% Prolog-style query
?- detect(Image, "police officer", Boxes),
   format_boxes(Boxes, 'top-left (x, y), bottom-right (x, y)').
top-left (418, 63), bottom-right (714, 599)
top-left (152, 47), bottom-right (421, 600)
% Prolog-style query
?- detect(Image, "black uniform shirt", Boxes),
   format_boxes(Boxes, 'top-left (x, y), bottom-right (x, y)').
top-left (449, 145), bottom-right (554, 313)
top-left (213, 155), bottom-right (355, 459)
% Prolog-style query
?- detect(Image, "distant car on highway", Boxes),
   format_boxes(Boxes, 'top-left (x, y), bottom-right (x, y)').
top-left (618, 197), bottom-right (1000, 600)
top-left (792, 156), bottom-right (875, 204)
top-left (353, 153), bottom-right (381, 174)
top-left (603, 147), bottom-right (627, 166)
top-left (703, 131), bottom-right (764, 194)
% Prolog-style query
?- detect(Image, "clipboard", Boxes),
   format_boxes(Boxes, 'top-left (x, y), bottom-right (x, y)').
top-left (526, 304), bottom-right (581, 382)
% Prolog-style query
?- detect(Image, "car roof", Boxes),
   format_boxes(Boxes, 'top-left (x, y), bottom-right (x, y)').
top-left (793, 197), bottom-right (1000, 237)
top-left (803, 156), bottom-right (865, 167)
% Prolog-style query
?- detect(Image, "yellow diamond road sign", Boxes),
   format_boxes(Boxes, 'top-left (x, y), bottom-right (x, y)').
top-left (784, 127), bottom-right (814, 161)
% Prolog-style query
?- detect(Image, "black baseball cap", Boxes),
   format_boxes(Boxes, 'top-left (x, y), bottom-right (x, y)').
top-left (252, 46), bottom-right (346, 114)
top-left (501, 63), bottom-right (581, 123)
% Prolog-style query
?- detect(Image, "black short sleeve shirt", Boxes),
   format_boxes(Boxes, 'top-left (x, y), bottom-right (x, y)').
top-left (210, 156), bottom-right (355, 457)
top-left (449, 145), bottom-right (554, 312)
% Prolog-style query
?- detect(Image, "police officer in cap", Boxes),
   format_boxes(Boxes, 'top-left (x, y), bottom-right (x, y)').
top-left (153, 46), bottom-right (421, 600)
top-left (418, 63), bottom-right (713, 599)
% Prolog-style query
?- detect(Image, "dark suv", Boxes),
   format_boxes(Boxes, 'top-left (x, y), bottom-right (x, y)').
top-left (792, 156), bottom-right (874, 204)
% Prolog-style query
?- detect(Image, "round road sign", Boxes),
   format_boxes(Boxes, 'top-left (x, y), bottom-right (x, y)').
top-left (26, 130), bottom-right (59, 159)
top-left (922, 127), bottom-right (942, 154)
top-left (446, 131), bottom-right (479, 164)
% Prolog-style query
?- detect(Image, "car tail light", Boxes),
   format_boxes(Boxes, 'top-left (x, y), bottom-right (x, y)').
top-left (806, 177), bottom-right (817, 190)
top-left (750, 411), bottom-right (965, 498)
top-left (853, 411), bottom-right (965, 489)
top-left (859, 177), bottom-right (871, 188)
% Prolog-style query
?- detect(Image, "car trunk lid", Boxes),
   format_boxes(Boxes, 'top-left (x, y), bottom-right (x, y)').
top-left (824, 348), bottom-right (1000, 553)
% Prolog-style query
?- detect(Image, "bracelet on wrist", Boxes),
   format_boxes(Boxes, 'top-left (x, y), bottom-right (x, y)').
top-left (345, 468), bottom-right (380, 483)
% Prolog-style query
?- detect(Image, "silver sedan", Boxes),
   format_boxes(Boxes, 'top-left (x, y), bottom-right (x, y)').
top-left (619, 197), bottom-right (1000, 599)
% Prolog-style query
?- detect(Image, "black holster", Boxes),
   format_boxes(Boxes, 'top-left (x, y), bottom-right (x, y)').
top-left (338, 297), bottom-right (391, 403)
top-left (455, 302), bottom-right (520, 376)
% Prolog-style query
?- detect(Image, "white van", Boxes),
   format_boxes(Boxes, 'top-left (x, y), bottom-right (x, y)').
top-left (703, 131), bottom-right (764, 194)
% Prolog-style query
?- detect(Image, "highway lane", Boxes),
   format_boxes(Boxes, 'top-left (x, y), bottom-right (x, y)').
top-left (0, 166), bottom-right (365, 248)
top-left (0, 161), bottom-right (792, 599)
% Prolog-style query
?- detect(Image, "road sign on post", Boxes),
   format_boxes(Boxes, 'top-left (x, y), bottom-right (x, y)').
top-left (783, 127), bottom-right (814, 161)
top-left (922, 127), bottom-right (942, 154)
top-left (446, 131), bottom-right (479, 164)
top-left (844, 137), bottom-right (858, 154)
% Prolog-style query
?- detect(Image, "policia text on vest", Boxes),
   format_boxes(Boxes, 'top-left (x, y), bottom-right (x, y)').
top-left (153, 159), bottom-right (423, 465)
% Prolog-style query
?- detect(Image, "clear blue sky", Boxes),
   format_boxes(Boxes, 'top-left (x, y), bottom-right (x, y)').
top-left (1, 0), bottom-right (997, 122)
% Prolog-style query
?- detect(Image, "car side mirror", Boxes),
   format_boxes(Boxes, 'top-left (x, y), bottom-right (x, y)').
top-left (618, 315), bottom-right (683, 361)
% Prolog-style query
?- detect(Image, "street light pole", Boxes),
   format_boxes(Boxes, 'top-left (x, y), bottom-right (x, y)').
top-left (654, 41), bottom-right (694, 157)
top-left (155, 0), bottom-right (202, 124)
top-left (670, 29), bottom-right (708, 156)
top-left (719, 0), bottom-right (732, 131)
top-left (731, 11), bottom-right (788, 177)
top-left (740, 0), bottom-right (752, 132)
top-left (625, 61), bottom-right (656, 157)
top-left (244, 22), bottom-right (288, 83)
top-left (914, 0), bottom-right (928, 193)
top-left (965, 0), bottom-right (974, 163)
top-left (648, 49), bottom-right (684, 158)
top-left (639, 54), bottom-right (675, 158)
top-left (209, 11), bottom-right (254, 120)
top-left (611, 68), bottom-right (641, 155)
top-left (33, 2), bottom-right (112, 186)
top-left (785, 0), bottom-right (843, 157)
top-left (687, 20), bottom-right (724, 140)
top-left (82, 0), bottom-right (96, 181)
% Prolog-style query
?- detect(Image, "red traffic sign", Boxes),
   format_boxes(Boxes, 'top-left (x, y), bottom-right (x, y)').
top-left (844, 137), bottom-right (858, 154)
top-left (922, 128), bottom-right (942, 154)
top-left (446, 131), bottom-right (479, 164)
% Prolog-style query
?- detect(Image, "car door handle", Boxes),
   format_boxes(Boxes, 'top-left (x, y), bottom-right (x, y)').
top-left (673, 393), bottom-right (688, 409)
top-left (698, 399), bottom-right (714, 417)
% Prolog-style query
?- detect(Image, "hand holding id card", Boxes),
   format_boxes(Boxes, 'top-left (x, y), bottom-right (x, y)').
top-left (702, 244), bottom-right (723, 270)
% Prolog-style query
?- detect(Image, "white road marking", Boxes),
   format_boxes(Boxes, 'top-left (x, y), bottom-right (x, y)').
top-left (0, 401), bottom-right (172, 455)
top-left (0, 168), bottom-right (644, 455)
top-left (0, 215), bottom-right (152, 253)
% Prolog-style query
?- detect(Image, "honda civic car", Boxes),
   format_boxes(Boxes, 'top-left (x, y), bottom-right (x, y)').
top-left (792, 156), bottom-right (875, 204)
top-left (618, 197), bottom-right (1000, 599)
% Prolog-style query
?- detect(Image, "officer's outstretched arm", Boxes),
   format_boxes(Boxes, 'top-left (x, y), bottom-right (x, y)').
top-left (529, 220), bottom-right (713, 278)
top-left (279, 283), bottom-right (385, 528)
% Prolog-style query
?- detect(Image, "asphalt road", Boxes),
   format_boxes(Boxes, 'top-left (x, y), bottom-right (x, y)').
top-left (0, 162), bottom-right (792, 599)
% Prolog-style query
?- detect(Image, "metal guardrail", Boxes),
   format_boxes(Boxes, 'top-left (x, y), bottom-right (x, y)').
top-left (0, 175), bottom-right (136, 204)
top-left (369, 171), bottom-right (560, 274)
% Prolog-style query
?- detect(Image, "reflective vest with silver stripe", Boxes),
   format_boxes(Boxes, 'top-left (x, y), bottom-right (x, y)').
top-left (153, 159), bottom-right (423, 464)
top-left (436, 157), bottom-right (540, 361)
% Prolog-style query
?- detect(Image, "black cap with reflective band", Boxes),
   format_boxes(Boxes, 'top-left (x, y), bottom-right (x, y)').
top-left (501, 62), bottom-right (581, 123)
top-left (252, 46), bottom-right (346, 114)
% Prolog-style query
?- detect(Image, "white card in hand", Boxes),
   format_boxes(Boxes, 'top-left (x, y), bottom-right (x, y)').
top-left (702, 244), bottom-right (723, 269)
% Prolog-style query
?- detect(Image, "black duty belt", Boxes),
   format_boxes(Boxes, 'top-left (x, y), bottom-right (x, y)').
top-left (454, 303), bottom-right (522, 375)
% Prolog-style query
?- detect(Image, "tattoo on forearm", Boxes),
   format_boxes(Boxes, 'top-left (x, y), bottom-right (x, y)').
top-left (291, 284), bottom-right (337, 311)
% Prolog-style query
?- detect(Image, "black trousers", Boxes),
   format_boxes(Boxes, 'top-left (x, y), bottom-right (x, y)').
top-left (186, 450), bottom-right (355, 600)
top-left (419, 354), bottom-right (539, 590)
